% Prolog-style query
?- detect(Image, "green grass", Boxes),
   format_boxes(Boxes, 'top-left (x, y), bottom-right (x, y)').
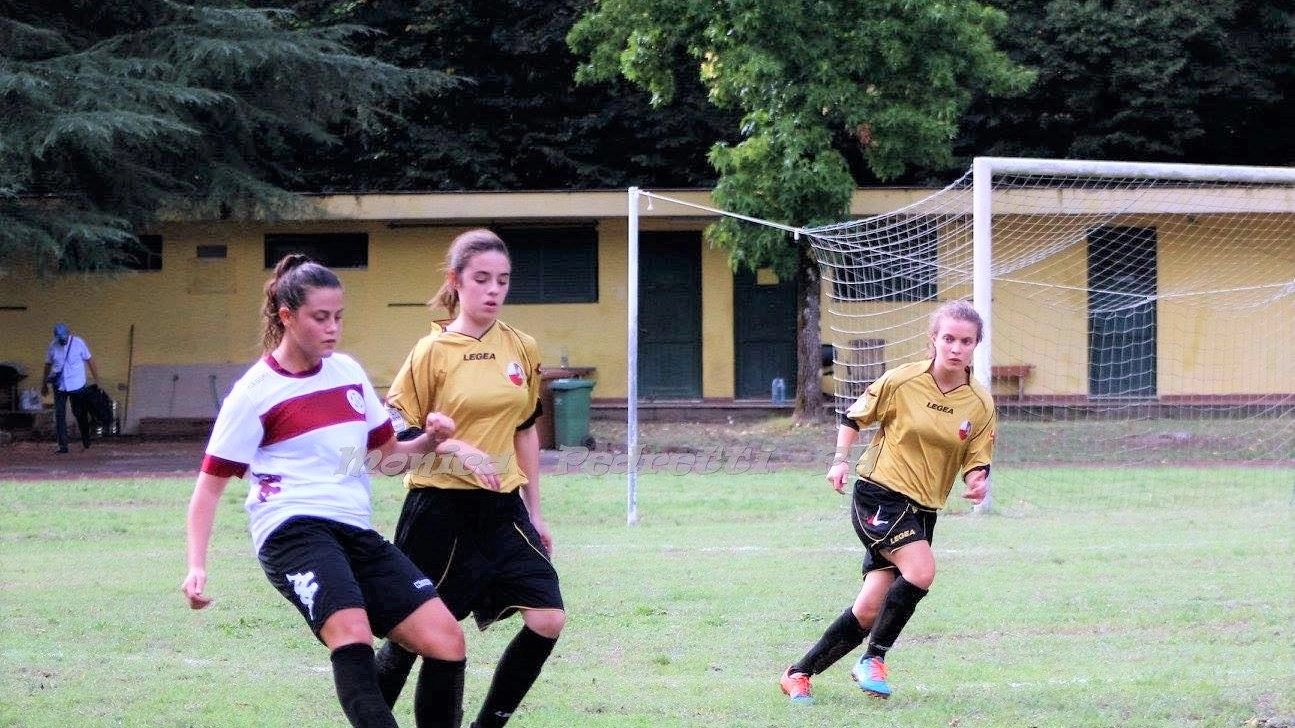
top-left (1, 469), bottom-right (1291, 728)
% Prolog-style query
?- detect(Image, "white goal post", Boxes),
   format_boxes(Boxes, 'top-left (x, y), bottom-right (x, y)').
top-left (806, 157), bottom-right (1295, 508)
top-left (970, 157), bottom-right (1295, 388)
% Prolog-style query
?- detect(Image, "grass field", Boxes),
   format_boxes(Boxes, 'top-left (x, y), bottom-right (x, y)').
top-left (1, 464), bottom-right (1291, 728)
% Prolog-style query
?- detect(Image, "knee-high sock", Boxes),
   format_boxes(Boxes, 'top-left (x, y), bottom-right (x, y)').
top-left (474, 626), bottom-right (558, 728)
top-left (374, 640), bottom-right (418, 708)
top-left (413, 657), bottom-right (466, 728)
top-left (790, 607), bottom-right (869, 676)
top-left (864, 576), bottom-right (928, 659)
top-left (331, 643), bottom-right (400, 728)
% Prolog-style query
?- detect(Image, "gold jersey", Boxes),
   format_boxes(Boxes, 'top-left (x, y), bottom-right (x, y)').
top-left (846, 359), bottom-right (996, 509)
top-left (387, 320), bottom-right (541, 492)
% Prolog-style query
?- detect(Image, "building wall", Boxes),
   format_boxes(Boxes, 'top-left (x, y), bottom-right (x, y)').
top-left (2, 190), bottom-right (1290, 434)
top-left (983, 213), bottom-right (1295, 398)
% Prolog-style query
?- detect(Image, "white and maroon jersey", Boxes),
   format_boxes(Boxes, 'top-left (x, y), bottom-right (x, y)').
top-left (201, 352), bottom-right (395, 553)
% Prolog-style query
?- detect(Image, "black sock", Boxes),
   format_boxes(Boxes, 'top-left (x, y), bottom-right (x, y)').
top-left (790, 607), bottom-right (869, 676)
top-left (414, 656), bottom-right (466, 728)
top-left (330, 643), bottom-right (399, 728)
top-left (474, 626), bottom-right (558, 728)
top-left (864, 576), bottom-right (929, 660)
top-left (374, 640), bottom-right (418, 708)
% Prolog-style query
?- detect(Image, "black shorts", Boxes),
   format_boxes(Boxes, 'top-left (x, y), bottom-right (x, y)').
top-left (258, 517), bottom-right (438, 641)
top-left (850, 478), bottom-right (938, 575)
top-left (393, 488), bottom-right (563, 631)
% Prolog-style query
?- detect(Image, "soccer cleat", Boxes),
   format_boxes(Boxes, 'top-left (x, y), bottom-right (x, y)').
top-left (779, 667), bottom-right (813, 704)
top-left (850, 656), bottom-right (892, 698)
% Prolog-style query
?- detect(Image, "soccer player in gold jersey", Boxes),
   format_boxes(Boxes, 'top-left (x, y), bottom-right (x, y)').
top-left (375, 229), bottom-right (564, 728)
top-left (780, 299), bottom-right (996, 704)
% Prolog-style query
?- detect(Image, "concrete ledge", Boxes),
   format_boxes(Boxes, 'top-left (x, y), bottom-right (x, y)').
top-left (592, 400), bottom-right (796, 423)
top-left (138, 417), bottom-right (214, 440)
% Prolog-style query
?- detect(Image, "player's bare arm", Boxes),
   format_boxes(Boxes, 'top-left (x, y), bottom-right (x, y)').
top-left (827, 424), bottom-right (859, 493)
top-left (437, 438), bottom-right (502, 491)
top-left (376, 412), bottom-right (456, 464)
top-left (181, 471), bottom-right (231, 610)
top-left (514, 425), bottom-right (551, 553)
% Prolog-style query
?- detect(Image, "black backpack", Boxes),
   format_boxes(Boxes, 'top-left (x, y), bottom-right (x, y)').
top-left (84, 384), bottom-right (114, 432)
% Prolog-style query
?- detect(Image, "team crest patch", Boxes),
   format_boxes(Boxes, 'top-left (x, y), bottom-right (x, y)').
top-left (506, 362), bottom-right (526, 387)
top-left (347, 388), bottom-right (366, 414)
top-left (958, 420), bottom-right (972, 441)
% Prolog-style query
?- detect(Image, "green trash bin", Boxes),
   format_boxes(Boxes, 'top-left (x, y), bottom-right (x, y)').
top-left (550, 378), bottom-right (596, 448)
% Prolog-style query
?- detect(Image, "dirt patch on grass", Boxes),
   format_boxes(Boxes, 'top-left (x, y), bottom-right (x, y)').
top-left (0, 437), bottom-right (205, 480)
top-left (589, 415), bottom-right (837, 468)
top-left (0, 416), bottom-right (842, 481)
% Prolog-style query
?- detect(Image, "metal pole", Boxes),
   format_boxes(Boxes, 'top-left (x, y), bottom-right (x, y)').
top-left (971, 158), bottom-right (993, 515)
top-left (972, 157), bottom-right (993, 387)
top-left (626, 188), bottom-right (640, 526)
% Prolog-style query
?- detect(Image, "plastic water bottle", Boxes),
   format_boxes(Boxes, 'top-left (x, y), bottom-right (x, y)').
top-left (771, 377), bottom-right (786, 404)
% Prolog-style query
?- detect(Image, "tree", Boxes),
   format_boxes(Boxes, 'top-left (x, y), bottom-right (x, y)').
top-left (570, 0), bottom-right (1032, 422)
top-left (276, 0), bottom-right (740, 192)
top-left (0, 0), bottom-right (452, 274)
top-left (955, 0), bottom-right (1295, 168)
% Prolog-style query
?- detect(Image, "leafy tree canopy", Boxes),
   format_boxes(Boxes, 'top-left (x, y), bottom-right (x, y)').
top-left (570, 0), bottom-right (1032, 274)
top-left (570, 0), bottom-right (1031, 421)
top-left (957, 0), bottom-right (1295, 169)
top-left (0, 0), bottom-right (451, 274)
top-left (277, 0), bottom-right (740, 192)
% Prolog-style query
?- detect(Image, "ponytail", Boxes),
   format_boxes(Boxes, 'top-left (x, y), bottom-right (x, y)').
top-left (262, 254), bottom-right (342, 350)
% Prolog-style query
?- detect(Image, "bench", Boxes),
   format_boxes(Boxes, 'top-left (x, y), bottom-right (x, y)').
top-left (991, 364), bottom-right (1034, 401)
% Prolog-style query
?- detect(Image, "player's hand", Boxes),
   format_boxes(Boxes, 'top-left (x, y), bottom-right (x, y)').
top-left (181, 569), bottom-right (213, 610)
top-left (443, 440), bottom-right (502, 491)
top-left (962, 478), bottom-right (989, 505)
top-left (827, 461), bottom-right (851, 494)
top-left (531, 516), bottom-right (554, 556)
top-left (423, 412), bottom-right (456, 441)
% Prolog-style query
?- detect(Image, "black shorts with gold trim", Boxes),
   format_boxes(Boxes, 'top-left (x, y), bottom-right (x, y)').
top-left (850, 478), bottom-right (938, 575)
top-left (393, 487), bottom-right (563, 631)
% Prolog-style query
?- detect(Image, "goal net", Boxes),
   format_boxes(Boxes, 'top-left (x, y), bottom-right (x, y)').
top-left (807, 157), bottom-right (1295, 510)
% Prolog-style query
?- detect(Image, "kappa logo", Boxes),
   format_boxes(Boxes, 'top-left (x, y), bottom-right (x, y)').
top-left (255, 473), bottom-right (282, 503)
top-left (958, 420), bottom-right (972, 441)
top-left (865, 508), bottom-right (889, 528)
top-left (286, 570), bottom-right (319, 620)
top-left (506, 361), bottom-right (525, 387)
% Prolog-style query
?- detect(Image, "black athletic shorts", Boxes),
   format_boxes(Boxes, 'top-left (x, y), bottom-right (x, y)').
top-left (258, 516), bottom-right (438, 641)
top-left (393, 487), bottom-right (563, 631)
top-left (850, 478), bottom-right (938, 575)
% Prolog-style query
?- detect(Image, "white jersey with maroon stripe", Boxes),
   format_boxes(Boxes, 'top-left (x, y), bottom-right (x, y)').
top-left (201, 353), bottom-right (395, 553)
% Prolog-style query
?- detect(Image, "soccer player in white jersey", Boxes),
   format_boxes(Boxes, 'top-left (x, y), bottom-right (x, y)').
top-left (181, 255), bottom-right (467, 728)
top-left (374, 229), bottom-right (564, 728)
top-left (779, 299), bottom-right (997, 704)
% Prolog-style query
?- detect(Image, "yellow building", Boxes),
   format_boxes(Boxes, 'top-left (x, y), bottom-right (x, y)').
top-left (0, 187), bottom-right (1290, 434)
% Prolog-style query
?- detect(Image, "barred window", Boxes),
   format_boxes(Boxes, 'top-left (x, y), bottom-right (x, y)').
top-left (499, 225), bottom-right (598, 304)
top-left (265, 233), bottom-right (368, 269)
